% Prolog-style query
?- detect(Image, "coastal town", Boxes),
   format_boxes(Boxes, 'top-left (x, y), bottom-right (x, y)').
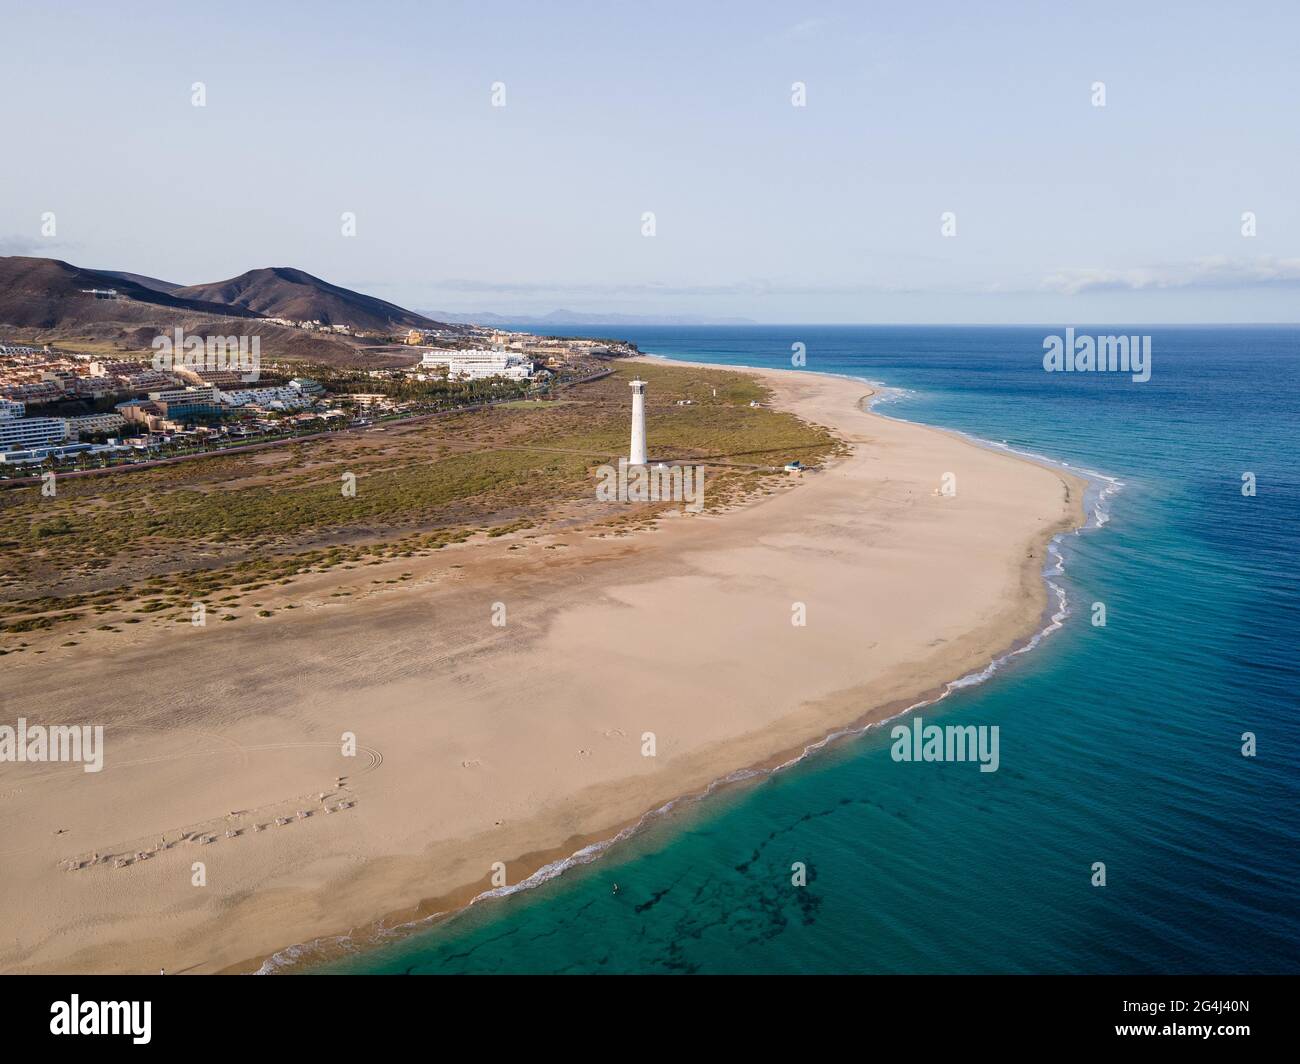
top-left (0, 330), bottom-right (634, 475)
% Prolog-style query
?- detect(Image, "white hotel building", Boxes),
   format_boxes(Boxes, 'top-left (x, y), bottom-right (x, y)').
top-left (0, 414), bottom-right (69, 452)
top-left (218, 385), bottom-right (313, 410)
top-left (0, 400), bottom-right (126, 452)
top-left (419, 348), bottom-right (534, 382)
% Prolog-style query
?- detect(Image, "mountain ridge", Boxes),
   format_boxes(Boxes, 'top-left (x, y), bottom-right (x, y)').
top-left (0, 256), bottom-right (459, 367)
top-left (177, 266), bottom-right (444, 333)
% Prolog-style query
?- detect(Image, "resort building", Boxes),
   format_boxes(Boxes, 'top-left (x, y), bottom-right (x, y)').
top-left (115, 399), bottom-right (165, 427)
top-left (0, 381), bottom-right (63, 404)
top-left (419, 348), bottom-right (534, 381)
top-left (289, 377), bottom-right (325, 397)
top-left (447, 359), bottom-right (533, 381)
top-left (218, 385), bottom-right (313, 410)
top-left (142, 386), bottom-right (223, 420)
top-left (88, 361), bottom-right (182, 394)
top-left (0, 415), bottom-right (69, 452)
top-left (0, 442), bottom-right (95, 465)
top-left (173, 366), bottom-right (254, 387)
top-left (63, 413), bottom-right (126, 438)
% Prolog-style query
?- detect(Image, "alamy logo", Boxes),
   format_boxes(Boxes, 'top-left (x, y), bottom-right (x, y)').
top-left (0, 718), bottom-right (104, 773)
top-left (151, 327), bottom-right (260, 382)
top-left (1042, 328), bottom-right (1151, 382)
top-left (596, 459), bottom-right (704, 512)
top-left (890, 715), bottom-right (1000, 773)
top-left (50, 996), bottom-right (151, 1044)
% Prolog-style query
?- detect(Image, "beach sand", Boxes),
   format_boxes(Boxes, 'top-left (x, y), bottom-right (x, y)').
top-left (0, 361), bottom-right (1086, 973)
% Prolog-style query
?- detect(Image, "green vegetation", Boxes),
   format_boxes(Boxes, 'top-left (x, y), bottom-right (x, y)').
top-left (327, 373), bottom-right (531, 405)
top-left (0, 362), bottom-right (838, 635)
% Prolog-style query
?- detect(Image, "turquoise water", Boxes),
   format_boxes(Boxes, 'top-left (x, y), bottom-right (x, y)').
top-left (319, 326), bottom-right (1300, 974)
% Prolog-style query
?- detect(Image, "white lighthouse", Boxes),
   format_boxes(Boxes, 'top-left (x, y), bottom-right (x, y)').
top-left (628, 378), bottom-right (647, 465)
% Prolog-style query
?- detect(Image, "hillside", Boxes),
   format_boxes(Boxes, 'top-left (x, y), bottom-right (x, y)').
top-left (176, 267), bottom-right (445, 334)
top-left (0, 257), bottom-right (258, 331)
top-left (0, 257), bottom-right (456, 368)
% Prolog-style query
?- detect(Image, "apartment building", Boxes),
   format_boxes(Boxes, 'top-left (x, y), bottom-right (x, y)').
top-left (145, 386), bottom-right (223, 419)
top-left (64, 413), bottom-right (127, 438)
top-left (218, 386), bottom-right (311, 410)
top-left (0, 415), bottom-right (68, 452)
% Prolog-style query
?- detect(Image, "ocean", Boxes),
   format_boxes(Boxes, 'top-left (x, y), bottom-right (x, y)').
top-left (318, 325), bottom-right (1300, 975)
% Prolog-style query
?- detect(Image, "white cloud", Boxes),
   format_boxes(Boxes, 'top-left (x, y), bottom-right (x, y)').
top-left (1042, 257), bottom-right (1300, 295)
top-left (0, 235), bottom-right (69, 256)
top-left (421, 277), bottom-right (938, 300)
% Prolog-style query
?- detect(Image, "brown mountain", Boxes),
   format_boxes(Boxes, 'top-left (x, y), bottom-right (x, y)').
top-left (0, 257), bottom-right (462, 367)
top-left (0, 257), bottom-right (259, 331)
top-left (175, 266), bottom-right (443, 334)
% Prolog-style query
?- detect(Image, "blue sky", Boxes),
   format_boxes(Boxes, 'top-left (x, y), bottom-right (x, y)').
top-left (1, 0), bottom-right (1297, 323)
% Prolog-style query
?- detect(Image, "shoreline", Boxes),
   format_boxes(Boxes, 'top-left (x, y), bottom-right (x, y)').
top-left (1, 358), bottom-right (1090, 975)
top-left (252, 576), bottom-right (1076, 975)
top-left (253, 361), bottom-right (1099, 975)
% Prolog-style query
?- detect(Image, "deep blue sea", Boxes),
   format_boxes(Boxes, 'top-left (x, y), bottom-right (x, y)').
top-left (321, 325), bottom-right (1300, 975)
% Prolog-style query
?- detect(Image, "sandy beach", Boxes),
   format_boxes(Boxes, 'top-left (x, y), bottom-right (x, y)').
top-left (0, 361), bottom-right (1086, 974)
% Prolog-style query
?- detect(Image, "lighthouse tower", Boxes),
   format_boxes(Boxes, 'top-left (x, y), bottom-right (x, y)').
top-left (628, 378), bottom-right (647, 465)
